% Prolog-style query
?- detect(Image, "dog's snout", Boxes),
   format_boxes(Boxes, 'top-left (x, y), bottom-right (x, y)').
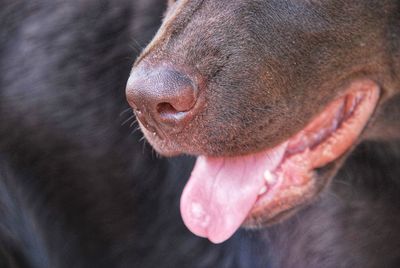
top-left (126, 66), bottom-right (201, 133)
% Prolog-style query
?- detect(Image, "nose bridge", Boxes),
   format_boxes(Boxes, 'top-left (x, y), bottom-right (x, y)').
top-left (134, 0), bottom-right (205, 66)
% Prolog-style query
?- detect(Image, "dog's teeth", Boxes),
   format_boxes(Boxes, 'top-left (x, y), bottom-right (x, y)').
top-left (264, 170), bottom-right (277, 185)
top-left (259, 186), bottom-right (267, 195)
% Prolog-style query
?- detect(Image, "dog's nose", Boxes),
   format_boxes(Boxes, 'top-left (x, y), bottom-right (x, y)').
top-left (126, 66), bottom-right (200, 133)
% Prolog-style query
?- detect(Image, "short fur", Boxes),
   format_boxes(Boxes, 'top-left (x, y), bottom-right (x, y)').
top-left (132, 0), bottom-right (400, 156)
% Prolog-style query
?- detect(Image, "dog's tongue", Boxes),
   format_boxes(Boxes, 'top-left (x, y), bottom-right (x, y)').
top-left (180, 144), bottom-right (286, 244)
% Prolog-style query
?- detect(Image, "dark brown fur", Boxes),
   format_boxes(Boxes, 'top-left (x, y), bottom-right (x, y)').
top-left (131, 0), bottom-right (400, 157)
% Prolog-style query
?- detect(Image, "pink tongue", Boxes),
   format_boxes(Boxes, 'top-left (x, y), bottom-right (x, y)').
top-left (180, 143), bottom-right (286, 244)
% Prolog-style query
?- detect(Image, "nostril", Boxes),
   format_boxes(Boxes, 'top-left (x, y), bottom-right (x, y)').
top-left (157, 102), bottom-right (191, 123)
top-left (157, 102), bottom-right (178, 115)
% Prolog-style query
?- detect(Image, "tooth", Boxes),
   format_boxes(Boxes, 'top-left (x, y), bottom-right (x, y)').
top-left (259, 185), bottom-right (267, 195)
top-left (264, 170), bottom-right (277, 185)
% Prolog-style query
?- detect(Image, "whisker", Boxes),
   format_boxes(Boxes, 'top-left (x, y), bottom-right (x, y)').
top-left (130, 126), bottom-right (142, 136)
top-left (133, 39), bottom-right (144, 52)
top-left (140, 137), bottom-right (149, 154)
top-left (129, 38), bottom-right (145, 54)
top-left (333, 179), bottom-right (352, 188)
top-left (121, 115), bottom-right (135, 126)
top-left (154, 149), bottom-right (162, 159)
top-left (130, 119), bottom-right (138, 128)
top-left (119, 108), bottom-right (133, 117)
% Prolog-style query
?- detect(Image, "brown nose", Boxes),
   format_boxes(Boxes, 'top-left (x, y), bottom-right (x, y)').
top-left (126, 66), bottom-right (201, 134)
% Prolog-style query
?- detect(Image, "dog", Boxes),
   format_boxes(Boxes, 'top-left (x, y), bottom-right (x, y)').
top-left (1, 1), bottom-right (400, 267)
top-left (127, 0), bottom-right (400, 266)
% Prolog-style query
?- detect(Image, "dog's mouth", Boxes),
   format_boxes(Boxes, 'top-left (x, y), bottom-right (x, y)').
top-left (180, 80), bottom-right (379, 244)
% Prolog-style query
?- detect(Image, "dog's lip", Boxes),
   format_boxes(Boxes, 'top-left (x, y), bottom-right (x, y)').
top-left (246, 81), bottom-right (381, 225)
top-left (180, 80), bottom-right (380, 244)
top-left (244, 93), bottom-right (352, 224)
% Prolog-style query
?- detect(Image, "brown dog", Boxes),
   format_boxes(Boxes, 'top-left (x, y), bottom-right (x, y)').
top-left (126, 0), bottom-right (400, 244)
